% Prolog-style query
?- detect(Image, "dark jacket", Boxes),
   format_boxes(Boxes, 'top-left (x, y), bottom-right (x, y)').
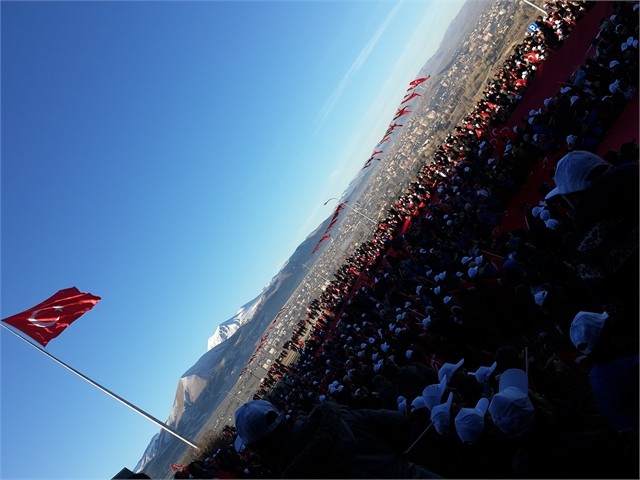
top-left (277, 400), bottom-right (441, 478)
top-left (569, 163), bottom-right (639, 329)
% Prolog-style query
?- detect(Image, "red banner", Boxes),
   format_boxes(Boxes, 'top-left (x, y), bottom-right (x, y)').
top-left (2, 287), bottom-right (101, 347)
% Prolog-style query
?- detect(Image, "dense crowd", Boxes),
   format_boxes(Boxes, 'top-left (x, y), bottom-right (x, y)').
top-left (165, 2), bottom-right (638, 479)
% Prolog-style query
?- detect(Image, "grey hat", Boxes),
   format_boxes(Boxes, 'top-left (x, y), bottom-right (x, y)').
top-left (455, 397), bottom-right (489, 444)
top-left (488, 368), bottom-right (535, 438)
top-left (234, 400), bottom-right (284, 446)
top-left (569, 311), bottom-right (609, 355)
top-left (545, 150), bottom-right (611, 199)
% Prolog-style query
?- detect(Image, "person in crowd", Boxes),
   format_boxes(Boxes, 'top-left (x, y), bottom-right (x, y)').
top-left (541, 150), bottom-right (638, 437)
top-left (544, 149), bottom-right (639, 324)
top-left (234, 398), bottom-right (443, 478)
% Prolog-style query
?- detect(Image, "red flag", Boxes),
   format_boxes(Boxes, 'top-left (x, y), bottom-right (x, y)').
top-left (393, 107), bottom-right (411, 120)
top-left (2, 287), bottom-right (101, 347)
top-left (312, 234), bottom-right (331, 253)
top-left (406, 75), bottom-right (430, 90)
top-left (409, 76), bottom-right (429, 86)
top-left (377, 135), bottom-right (392, 146)
top-left (401, 92), bottom-right (422, 104)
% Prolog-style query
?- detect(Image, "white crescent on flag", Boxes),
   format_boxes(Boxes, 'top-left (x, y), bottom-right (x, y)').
top-left (28, 306), bottom-right (63, 327)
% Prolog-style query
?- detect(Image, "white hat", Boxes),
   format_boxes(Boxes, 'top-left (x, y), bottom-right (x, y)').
top-left (438, 358), bottom-right (465, 383)
top-left (488, 368), bottom-right (535, 438)
top-left (534, 289), bottom-right (548, 306)
top-left (545, 150), bottom-right (611, 199)
top-left (468, 361), bottom-right (497, 384)
top-left (610, 79), bottom-right (621, 93)
top-left (455, 397), bottom-right (490, 444)
top-left (411, 395), bottom-right (428, 412)
top-left (545, 218), bottom-right (560, 230)
top-left (539, 209), bottom-right (551, 221)
top-left (431, 392), bottom-right (454, 435)
top-left (569, 311), bottom-right (609, 355)
top-left (234, 400), bottom-right (284, 446)
top-left (566, 134), bottom-right (578, 145)
top-left (423, 376), bottom-right (448, 410)
top-left (234, 434), bottom-right (246, 452)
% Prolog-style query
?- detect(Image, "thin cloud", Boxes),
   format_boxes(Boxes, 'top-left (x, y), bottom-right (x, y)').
top-left (337, 1), bottom-right (463, 178)
top-left (313, 1), bottom-right (404, 134)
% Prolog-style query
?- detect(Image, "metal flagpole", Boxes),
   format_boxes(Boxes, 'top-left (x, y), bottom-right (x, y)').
top-left (404, 421), bottom-right (434, 455)
top-left (1, 323), bottom-right (200, 450)
top-left (521, 0), bottom-right (547, 15)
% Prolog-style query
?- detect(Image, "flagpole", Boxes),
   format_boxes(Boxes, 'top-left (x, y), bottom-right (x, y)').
top-left (404, 421), bottom-right (434, 455)
top-left (520, 0), bottom-right (547, 15)
top-left (1, 323), bottom-right (200, 450)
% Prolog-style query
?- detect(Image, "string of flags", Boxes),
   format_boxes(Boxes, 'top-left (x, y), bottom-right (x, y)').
top-left (361, 75), bottom-right (431, 170)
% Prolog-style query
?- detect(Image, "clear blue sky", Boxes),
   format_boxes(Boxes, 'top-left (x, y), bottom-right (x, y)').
top-left (1, 1), bottom-right (464, 478)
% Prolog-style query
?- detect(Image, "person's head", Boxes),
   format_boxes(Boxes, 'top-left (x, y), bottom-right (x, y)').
top-left (569, 311), bottom-right (609, 355)
top-left (234, 399), bottom-right (287, 458)
top-left (545, 150), bottom-right (612, 206)
top-left (488, 368), bottom-right (536, 438)
top-left (455, 397), bottom-right (489, 444)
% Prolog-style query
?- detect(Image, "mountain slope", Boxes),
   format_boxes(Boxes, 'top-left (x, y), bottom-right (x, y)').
top-left (134, 211), bottom-right (346, 477)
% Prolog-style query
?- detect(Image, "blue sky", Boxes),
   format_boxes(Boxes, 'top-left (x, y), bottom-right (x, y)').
top-left (1, 1), bottom-right (464, 478)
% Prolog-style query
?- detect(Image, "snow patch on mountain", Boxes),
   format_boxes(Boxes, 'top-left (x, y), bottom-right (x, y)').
top-left (206, 284), bottom-right (271, 351)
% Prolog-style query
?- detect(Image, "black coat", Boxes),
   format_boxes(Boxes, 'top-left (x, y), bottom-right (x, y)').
top-left (277, 400), bottom-right (441, 479)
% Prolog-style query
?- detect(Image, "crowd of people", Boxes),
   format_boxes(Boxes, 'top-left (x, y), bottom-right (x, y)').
top-left (167, 1), bottom-right (638, 478)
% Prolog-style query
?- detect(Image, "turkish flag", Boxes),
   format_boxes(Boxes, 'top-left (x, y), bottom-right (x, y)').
top-left (401, 92), bottom-right (421, 104)
top-left (407, 76), bottom-right (430, 89)
top-left (2, 287), bottom-right (101, 347)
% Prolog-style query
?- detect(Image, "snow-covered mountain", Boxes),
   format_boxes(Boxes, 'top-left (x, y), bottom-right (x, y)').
top-left (134, 207), bottom-right (351, 478)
